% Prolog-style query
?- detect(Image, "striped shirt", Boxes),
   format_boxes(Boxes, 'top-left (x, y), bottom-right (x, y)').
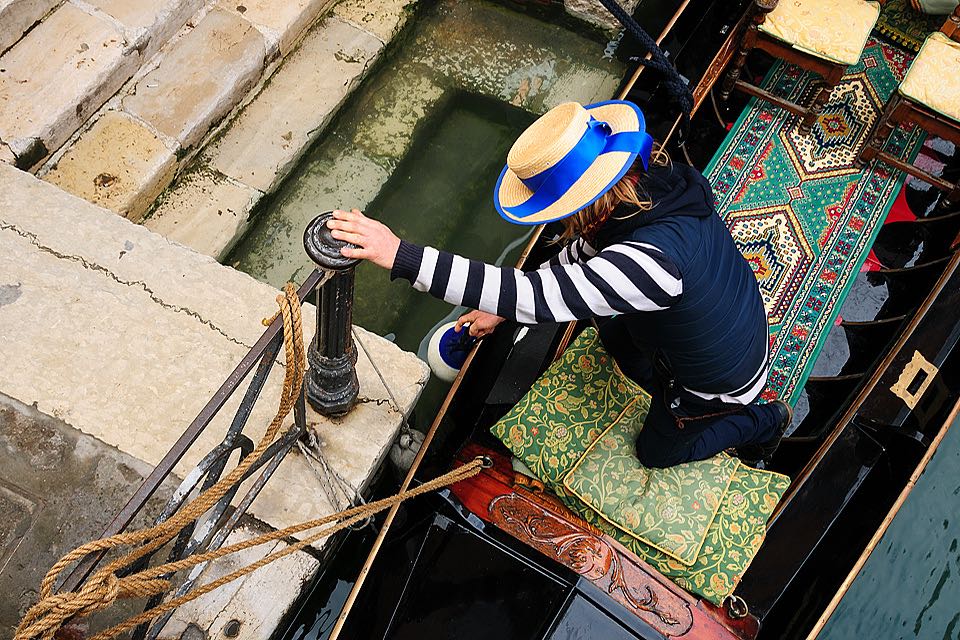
top-left (391, 238), bottom-right (767, 405)
top-left (391, 238), bottom-right (683, 324)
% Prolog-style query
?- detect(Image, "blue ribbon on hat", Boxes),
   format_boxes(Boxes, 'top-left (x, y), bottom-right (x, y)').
top-left (504, 115), bottom-right (653, 219)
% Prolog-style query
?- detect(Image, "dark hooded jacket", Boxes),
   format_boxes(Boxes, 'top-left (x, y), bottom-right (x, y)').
top-left (594, 162), bottom-right (768, 397)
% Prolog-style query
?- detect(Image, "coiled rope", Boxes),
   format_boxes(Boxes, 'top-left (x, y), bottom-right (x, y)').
top-left (598, 0), bottom-right (694, 129)
top-left (16, 282), bottom-right (485, 640)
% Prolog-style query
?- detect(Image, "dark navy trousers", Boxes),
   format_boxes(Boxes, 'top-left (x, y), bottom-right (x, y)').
top-left (597, 318), bottom-right (782, 468)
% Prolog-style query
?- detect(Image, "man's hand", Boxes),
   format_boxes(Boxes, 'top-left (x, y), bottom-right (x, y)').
top-left (327, 209), bottom-right (401, 269)
top-left (456, 310), bottom-right (505, 338)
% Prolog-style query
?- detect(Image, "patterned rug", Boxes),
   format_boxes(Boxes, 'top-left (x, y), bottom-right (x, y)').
top-left (705, 38), bottom-right (925, 406)
top-left (876, 0), bottom-right (944, 51)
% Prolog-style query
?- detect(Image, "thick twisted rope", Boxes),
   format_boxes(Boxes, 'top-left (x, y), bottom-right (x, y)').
top-left (15, 282), bottom-right (485, 640)
top-left (598, 0), bottom-right (693, 128)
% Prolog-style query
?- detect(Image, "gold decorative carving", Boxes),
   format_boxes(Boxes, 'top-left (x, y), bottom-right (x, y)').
top-left (489, 494), bottom-right (694, 636)
top-left (890, 350), bottom-right (939, 410)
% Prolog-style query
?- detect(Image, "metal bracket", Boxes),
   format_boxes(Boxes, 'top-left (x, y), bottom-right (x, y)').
top-left (890, 350), bottom-right (939, 410)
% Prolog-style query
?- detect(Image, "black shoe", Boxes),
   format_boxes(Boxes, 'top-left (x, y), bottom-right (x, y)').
top-left (736, 400), bottom-right (793, 466)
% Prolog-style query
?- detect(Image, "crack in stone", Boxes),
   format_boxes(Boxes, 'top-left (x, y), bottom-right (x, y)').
top-left (0, 221), bottom-right (253, 350)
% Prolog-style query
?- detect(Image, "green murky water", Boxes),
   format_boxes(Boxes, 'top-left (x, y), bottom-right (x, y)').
top-left (228, 0), bottom-right (624, 425)
top-left (819, 413), bottom-right (960, 640)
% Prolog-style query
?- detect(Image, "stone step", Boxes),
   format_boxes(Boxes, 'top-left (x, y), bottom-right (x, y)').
top-left (0, 2), bottom-right (141, 168)
top-left (145, 12), bottom-right (390, 257)
top-left (39, 0), bottom-right (350, 221)
top-left (0, 0), bottom-right (204, 169)
top-left (0, 0), bottom-right (61, 56)
top-left (122, 7), bottom-right (267, 152)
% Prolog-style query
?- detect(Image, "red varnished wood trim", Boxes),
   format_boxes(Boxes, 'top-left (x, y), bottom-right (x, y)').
top-left (452, 443), bottom-right (757, 640)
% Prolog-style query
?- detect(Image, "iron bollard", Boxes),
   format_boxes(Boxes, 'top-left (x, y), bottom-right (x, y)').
top-left (302, 211), bottom-right (361, 416)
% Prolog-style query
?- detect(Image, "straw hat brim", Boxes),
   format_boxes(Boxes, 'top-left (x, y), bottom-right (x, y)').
top-left (494, 100), bottom-right (645, 226)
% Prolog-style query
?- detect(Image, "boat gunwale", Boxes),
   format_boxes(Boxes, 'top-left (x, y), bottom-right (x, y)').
top-left (803, 395), bottom-right (960, 639)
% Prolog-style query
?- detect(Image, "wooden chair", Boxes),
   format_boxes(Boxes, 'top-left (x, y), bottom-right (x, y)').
top-left (859, 6), bottom-right (960, 210)
top-left (720, 0), bottom-right (882, 133)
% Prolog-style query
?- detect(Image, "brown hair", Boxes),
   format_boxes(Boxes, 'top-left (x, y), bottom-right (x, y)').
top-left (558, 147), bottom-right (671, 243)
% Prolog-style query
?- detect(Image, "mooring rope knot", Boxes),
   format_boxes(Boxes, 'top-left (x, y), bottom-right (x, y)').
top-left (19, 573), bottom-right (171, 640)
top-left (15, 282), bottom-right (485, 640)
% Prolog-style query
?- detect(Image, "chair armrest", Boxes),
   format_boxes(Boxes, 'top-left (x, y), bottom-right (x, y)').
top-left (942, 4), bottom-right (960, 40)
top-left (749, 0), bottom-right (779, 26)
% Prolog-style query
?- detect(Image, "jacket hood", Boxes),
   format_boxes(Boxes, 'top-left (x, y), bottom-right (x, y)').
top-left (593, 162), bottom-right (716, 248)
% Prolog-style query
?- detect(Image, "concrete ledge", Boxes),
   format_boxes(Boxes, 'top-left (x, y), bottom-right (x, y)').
top-left (563, 0), bottom-right (640, 33)
top-left (0, 162), bottom-right (429, 537)
top-left (161, 523), bottom-right (320, 640)
top-left (0, 141), bottom-right (15, 165)
top-left (145, 12), bottom-right (391, 260)
top-left (0, 392), bottom-right (180, 632)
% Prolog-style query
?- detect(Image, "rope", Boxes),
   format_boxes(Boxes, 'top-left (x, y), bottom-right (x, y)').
top-left (597, 0), bottom-right (693, 132)
top-left (15, 282), bottom-right (485, 640)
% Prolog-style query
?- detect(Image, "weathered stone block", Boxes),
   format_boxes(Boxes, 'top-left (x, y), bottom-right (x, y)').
top-left (0, 163), bottom-right (428, 536)
top-left (145, 165), bottom-right (262, 259)
top-left (564, 0), bottom-right (640, 33)
top-left (332, 0), bottom-right (417, 43)
top-left (0, 0), bottom-right (60, 55)
top-left (122, 8), bottom-right (265, 151)
top-left (208, 16), bottom-right (382, 193)
top-left (160, 525), bottom-right (320, 640)
top-left (218, 0), bottom-right (335, 56)
top-left (0, 3), bottom-right (140, 165)
top-left (43, 111), bottom-right (176, 221)
top-left (0, 141), bottom-right (15, 165)
top-left (85, 0), bottom-right (206, 59)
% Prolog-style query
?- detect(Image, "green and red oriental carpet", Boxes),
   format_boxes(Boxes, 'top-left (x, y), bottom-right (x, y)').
top-left (705, 37), bottom-right (926, 406)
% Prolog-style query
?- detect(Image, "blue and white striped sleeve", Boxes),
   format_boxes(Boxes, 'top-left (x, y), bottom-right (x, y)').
top-left (539, 237), bottom-right (597, 268)
top-left (391, 239), bottom-right (682, 324)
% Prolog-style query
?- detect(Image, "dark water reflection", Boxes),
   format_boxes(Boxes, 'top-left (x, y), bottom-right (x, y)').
top-left (819, 413), bottom-right (960, 640)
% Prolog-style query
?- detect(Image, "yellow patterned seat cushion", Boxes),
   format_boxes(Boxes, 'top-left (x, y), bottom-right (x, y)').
top-left (759, 0), bottom-right (881, 66)
top-left (899, 32), bottom-right (960, 122)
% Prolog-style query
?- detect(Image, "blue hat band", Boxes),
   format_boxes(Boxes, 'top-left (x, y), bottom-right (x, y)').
top-left (505, 116), bottom-right (654, 220)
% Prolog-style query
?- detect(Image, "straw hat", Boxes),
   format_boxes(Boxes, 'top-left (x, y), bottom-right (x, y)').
top-left (494, 100), bottom-right (653, 226)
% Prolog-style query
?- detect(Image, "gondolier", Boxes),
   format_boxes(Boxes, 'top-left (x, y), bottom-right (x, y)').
top-left (326, 100), bottom-right (791, 468)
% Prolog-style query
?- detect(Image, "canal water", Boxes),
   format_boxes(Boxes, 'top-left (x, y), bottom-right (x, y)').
top-left (818, 409), bottom-right (960, 640)
top-left (229, 0), bottom-right (625, 427)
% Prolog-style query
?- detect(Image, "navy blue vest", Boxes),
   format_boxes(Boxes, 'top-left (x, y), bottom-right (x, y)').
top-left (595, 164), bottom-right (768, 395)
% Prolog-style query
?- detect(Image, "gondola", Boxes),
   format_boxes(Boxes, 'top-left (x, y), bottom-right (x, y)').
top-left (282, 1), bottom-right (960, 638)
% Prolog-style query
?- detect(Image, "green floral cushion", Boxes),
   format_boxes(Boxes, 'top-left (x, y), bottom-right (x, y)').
top-left (564, 409), bottom-right (740, 566)
top-left (554, 468), bottom-right (789, 605)
top-left (489, 327), bottom-right (792, 605)
top-left (489, 327), bottom-right (647, 484)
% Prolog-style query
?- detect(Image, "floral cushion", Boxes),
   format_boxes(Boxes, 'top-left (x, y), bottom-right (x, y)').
top-left (555, 468), bottom-right (790, 605)
top-left (899, 32), bottom-right (960, 122)
top-left (564, 409), bottom-right (740, 566)
top-left (489, 328), bottom-right (791, 605)
top-left (759, 0), bottom-right (880, 66)
top-left (489, 327), bottom-right (647, 484)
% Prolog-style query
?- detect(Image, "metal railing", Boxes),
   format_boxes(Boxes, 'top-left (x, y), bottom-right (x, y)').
top-left (56, 211), bottom-right (359, 638)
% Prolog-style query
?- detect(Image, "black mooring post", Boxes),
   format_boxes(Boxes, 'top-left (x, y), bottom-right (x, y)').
top-left (303, 211), bottom-right (361, 416)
